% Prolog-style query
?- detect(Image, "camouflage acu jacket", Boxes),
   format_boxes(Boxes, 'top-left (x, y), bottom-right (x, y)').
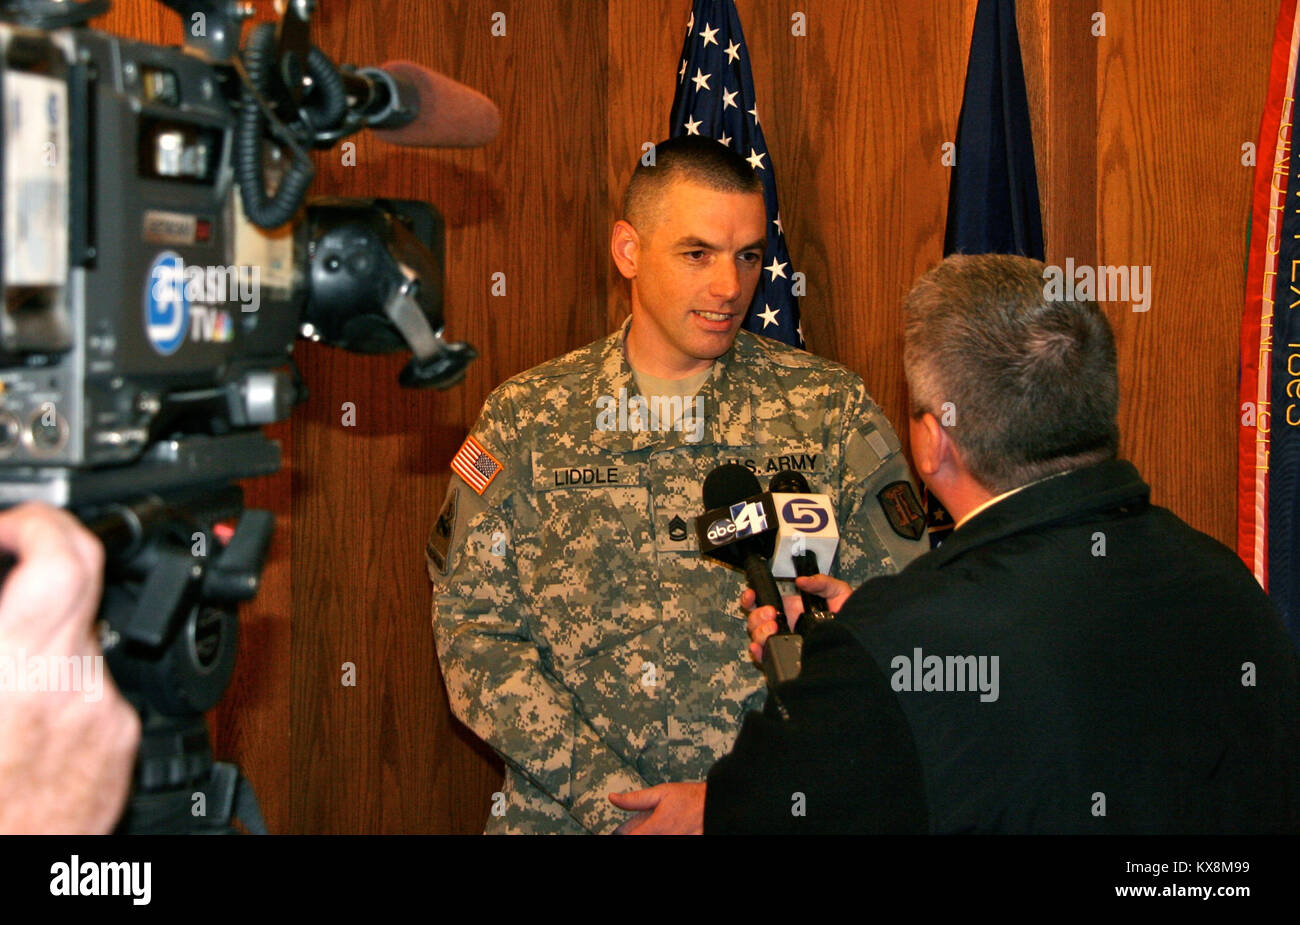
top-left (427, 322), bottom-right (927, 833)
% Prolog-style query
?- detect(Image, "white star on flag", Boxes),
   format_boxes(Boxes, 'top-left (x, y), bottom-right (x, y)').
top-left (747, 148), bottom-right (767, 170)
top-left (748, 103), bottom-right (760, 124)
top-left (722, 87), bottom-right (738, 110)
top-left (765, 257), bottom-right (788, 280)
top-left (773, 213), bottom-right (783, 234)
top-left (679, 59), bottom-right (686, 81)
top-left (724, 40), bottom-right (741, 63)
top-left (686, 11), bottom-right (694, 33)
top-left (718, 132), bottom-right (732, 147)
top-left (758, 304), bottom-right (780, 328)
top-left (691, 68), bottom-right (712, 92)
top-left (700, 23), bottom-right (719, 47)
top-left (684, 116), bottom-right (702, 135)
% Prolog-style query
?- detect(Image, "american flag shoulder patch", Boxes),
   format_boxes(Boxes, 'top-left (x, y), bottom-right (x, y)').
top-left (450, 435), bottom-right (503, 495)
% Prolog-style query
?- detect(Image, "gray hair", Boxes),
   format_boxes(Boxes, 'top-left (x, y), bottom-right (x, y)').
top-left (903, 253), bottom-right (1120, 494)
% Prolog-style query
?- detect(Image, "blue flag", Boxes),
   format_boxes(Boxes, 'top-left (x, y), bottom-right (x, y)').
top-left (928, 0), bottom-right (1045, 547)
top-left (945, 0), bottom-right (1044, 259)
top-left (670, 0), bottom-right (802, 347)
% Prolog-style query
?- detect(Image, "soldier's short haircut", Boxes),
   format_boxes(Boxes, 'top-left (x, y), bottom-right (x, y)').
top-left (622, 136), bottom-right (763, 233)
top-left (903, 253), bottom-right (1120, 495)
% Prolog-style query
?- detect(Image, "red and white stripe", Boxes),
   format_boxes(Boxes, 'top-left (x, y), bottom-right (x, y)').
top-left (450, 435), bottom-right (502, 495)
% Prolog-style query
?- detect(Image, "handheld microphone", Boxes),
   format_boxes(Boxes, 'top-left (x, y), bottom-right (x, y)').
top-left (768, 471), bottom-right (838, 629)
top-left (369, 61), bottom-right (501, 148)
top-left (698, 464), bottom-right (801, 687)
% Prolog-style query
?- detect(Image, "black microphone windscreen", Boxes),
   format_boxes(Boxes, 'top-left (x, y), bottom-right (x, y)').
top-left (769, 471), bottom-right (810, 493)
top-left (703, 463), bottom-right (761, 509)
top-left (702, 463), bottom-right (778, 560)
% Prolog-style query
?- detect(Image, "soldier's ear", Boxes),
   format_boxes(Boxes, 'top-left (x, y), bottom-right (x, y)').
top-left (611, 220), bottom-right (640, 280)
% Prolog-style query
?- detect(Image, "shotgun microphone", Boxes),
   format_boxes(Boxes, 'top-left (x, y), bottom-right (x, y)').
top-left (368, 61), bottom-right (501, 148)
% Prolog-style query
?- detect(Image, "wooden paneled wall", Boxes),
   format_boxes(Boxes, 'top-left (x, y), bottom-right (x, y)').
top-left (94, 0), bottom-right (1277, 832)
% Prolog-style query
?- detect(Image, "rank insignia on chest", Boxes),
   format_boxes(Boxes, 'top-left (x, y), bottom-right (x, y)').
top-left (668, 515), bottom-right (688, 541)
top-left (878, 480), bottom-right (926, 540)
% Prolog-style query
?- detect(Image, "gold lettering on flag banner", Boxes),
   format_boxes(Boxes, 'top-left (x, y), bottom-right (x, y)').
top-left (1237, 10), bottom-right (1300, 576)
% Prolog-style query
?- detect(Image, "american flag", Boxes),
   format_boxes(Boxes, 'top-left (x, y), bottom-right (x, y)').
top-left (450, 435), bottom-right (503, 495)
top-left (670, 0), bottom-right (803, 348)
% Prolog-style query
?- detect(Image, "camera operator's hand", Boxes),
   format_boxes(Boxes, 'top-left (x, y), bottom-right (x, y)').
top-left (0, 503), bottom-right (139, 834)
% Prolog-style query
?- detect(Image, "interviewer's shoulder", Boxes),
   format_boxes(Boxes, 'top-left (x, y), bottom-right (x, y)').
top-left (1148, 505), bottom-right (1283, 620)
top-left (834, 558), bottom-right (944, 627)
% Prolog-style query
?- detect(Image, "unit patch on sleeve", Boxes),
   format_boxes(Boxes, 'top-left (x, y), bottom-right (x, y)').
top-left (427, 487), bottom-right (459, 575)
top-left (877, 480), bottom-right (926, 541)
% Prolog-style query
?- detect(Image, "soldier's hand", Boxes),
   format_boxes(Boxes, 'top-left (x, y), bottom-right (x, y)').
top-left (609, 782), bottom-right (705, 834)
top-left (0, 503), bottom-right (140, 834)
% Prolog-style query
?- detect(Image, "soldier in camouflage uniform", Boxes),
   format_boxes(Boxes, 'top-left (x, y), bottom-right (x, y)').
top-left (426, 137), bottom-right (927, 833)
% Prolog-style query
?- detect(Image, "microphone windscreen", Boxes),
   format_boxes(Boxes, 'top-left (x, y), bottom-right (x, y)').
top-left (703, 463), bottom-right (761, 509)
top-left (372, 61), bottom-right (501, 148)
top-left (702, 464), bottom-right (777, 560)
top-left (769, 471), bottom-right (810, 493)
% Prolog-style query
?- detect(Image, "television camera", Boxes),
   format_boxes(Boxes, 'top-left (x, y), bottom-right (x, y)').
top-left (0, 0), bottom-right (492, 832)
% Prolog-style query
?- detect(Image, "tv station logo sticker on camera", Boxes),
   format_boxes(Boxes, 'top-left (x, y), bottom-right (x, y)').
top-left (144, 251), bottom-right (261, 355)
